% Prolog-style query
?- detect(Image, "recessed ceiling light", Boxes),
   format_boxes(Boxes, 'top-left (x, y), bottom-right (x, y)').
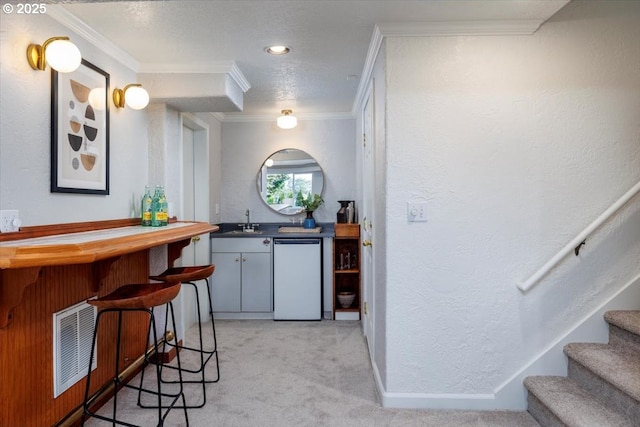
top-left (265, 45), bottom-right (291, 55)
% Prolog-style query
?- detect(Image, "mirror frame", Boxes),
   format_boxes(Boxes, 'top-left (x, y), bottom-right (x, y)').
top-left (256, 148), bottom-right (325, 216)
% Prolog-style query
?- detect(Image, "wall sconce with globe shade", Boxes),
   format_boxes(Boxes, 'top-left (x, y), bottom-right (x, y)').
top-left (113, 84), bottom-right (150, 110)
top-left (27, 36), bottom-right (82, 73)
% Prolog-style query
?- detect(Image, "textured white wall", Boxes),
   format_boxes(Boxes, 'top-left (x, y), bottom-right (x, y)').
top-left (146, 103), bottom-right (183, 219)
top-left (382, 0), bottom-right (640, 405)
top-left (0, 13), bottom-right (148, 225)
top-left (220, 119), bottom-right (356, 224)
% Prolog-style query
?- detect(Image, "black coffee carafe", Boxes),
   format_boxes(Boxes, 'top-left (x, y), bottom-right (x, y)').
top-left (337, 200), bottom-right (350, 223)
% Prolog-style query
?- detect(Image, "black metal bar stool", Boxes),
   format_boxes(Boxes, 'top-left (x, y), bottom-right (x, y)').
top-left (144, 265), bottom-right (219, 409)
top-left (82, 282), bottom-right (189, 427)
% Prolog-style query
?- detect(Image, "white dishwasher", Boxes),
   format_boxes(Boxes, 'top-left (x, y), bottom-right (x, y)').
top-left (273, 238), bottom-right (322, 320)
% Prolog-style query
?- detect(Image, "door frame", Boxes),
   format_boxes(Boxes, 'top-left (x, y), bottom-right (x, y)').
top-left (361, 81), bottom-right (376, 357)
top-left (180, 113), bottom-right (210, 226)
top-left (180, 113), bottom-right (210, 330)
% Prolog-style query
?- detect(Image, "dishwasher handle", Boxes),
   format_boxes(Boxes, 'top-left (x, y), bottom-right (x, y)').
top-left (274, 239), bottom-right (321, 245)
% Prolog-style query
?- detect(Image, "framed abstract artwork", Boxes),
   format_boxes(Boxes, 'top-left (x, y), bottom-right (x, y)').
top-left (51, 59), bottom-right (110, 194)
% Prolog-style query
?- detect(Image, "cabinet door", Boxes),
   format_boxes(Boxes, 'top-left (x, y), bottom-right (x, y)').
top-left (211, 252), bottom-right (241, 312)
top-left (241, 252), bottom-right (271, 312)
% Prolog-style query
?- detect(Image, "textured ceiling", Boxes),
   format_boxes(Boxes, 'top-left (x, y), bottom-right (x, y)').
top-left (48, 0), bottom-right (570, 117)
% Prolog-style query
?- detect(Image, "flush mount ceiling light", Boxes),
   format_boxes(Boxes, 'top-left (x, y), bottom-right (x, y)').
top-left (265, 45), bottom-right (291, 55)
top-left (113, 84), bottom-right (150, 110)
top-left (277, 109), bottom-right (297, 129)
top-left (27, 36), bottom-right (82, 73)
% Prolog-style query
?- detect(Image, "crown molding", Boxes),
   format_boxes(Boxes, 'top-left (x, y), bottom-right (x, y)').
top-left (47, 5), bottom-right (140, 71)
top-left (138, 61), bottom-right (251, 93)
top-left (351, 25), bottom-right (384, 117)
top-left (49, 6), bottom-right (545, 121)
top-left (47, 5), bottom-right (251, 93)
top-left (221, 112), bottom-right (355, 123)
top-left (351, 19), bottom-right (544, 114)
top-left (228, 62), bottom-right (252, 93)
top-left (377, 19), bottom-right (543, 37)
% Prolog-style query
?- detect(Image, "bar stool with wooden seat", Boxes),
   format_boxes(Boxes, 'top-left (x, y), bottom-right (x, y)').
top-left (144, 265), bottom-right (219, 409)
top-left (82, 282), bottom-right (189, 427)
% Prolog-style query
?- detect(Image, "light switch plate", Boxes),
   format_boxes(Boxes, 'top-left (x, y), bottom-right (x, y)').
top-left (407, 202), bottom-right (427, 222)
top-left (0, 209), bottom-right (21, 233)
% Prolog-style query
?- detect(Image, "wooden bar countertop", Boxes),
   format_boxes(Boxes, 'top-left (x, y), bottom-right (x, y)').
top-left (0, 219), bottom-right (218, 329)
top-left (0, 220), bottom-right (218, 269)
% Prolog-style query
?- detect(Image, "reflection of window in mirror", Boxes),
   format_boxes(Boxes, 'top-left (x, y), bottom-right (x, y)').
top-left (267, 173), bottom-right (311, 204)
top-left (257, 149), bottom-right (324, 216)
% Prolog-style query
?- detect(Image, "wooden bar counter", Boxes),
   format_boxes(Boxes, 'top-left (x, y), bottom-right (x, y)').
top-left (0, 219), bottom-right (217, 426)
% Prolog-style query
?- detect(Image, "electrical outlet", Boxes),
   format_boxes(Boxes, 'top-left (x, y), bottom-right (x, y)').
top-left (0, 209), bottom-right (21, 233)
top-left (407, 202), bottom-right (427, 222)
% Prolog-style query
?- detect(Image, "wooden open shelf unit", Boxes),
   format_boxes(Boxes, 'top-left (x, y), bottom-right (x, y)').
top-left (332, 223), bottom-right (360, 320)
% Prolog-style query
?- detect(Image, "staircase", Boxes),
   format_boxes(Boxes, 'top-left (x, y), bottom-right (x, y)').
top-left (524, 310), bottom-right (640, 427)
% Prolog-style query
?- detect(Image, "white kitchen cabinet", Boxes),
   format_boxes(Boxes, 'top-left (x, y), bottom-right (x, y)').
top-left (211, 238), bottom-right (272, 313)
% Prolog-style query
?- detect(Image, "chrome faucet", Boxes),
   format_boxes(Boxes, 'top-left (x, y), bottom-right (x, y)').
top-left (238, 209), bottom-right (259, 232)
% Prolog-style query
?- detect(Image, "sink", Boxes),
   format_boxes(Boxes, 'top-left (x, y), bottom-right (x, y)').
top-left (223, 230), bottom-right (264, 235)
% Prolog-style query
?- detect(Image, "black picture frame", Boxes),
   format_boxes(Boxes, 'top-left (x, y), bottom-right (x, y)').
top-left (51, 59), bottom-right (110, 194)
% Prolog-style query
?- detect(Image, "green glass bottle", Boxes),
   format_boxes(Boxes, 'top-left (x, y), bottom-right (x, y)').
top-left (141, 185), bottom-right (152, 226)
top-left (151, 185), bottom-right (161, 227)
top-left (159, 185), bottom-right (168, 226)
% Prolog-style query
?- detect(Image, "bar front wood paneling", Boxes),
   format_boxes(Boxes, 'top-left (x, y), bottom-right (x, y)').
top-left (0, 220), bottom-right (217, 427)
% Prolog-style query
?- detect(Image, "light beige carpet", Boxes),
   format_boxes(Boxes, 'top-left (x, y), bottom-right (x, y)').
top-left (86, 320), bottom-right (539, 426)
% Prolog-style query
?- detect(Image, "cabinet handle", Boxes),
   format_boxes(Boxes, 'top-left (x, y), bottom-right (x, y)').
top-left (362, 240), bottom-right (372, 247)
top-left (263, 238), bottom-right (271, 245)
top-left (242, 257), bottom-right (247, 262)
top-left (192, 236), bottom-right (201, 242)
top-left (235, 258), bottom-right (240, 262)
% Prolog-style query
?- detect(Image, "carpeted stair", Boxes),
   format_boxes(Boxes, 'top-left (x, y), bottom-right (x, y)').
top-left (524, 310), bottom-right (640, 427)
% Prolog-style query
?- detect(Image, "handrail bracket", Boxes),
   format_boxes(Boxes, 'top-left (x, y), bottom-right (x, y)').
top-left (518, 180), bottom-right (640, 293)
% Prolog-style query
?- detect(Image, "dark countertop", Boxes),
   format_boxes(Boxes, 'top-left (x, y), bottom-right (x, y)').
top-left (210, 222), bottom-right (335, 239)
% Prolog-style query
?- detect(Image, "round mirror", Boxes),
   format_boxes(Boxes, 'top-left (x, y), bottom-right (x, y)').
top-left (257, 149), bottom-right (324, 215)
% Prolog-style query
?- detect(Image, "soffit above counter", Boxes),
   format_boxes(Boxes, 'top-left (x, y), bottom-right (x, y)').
top-left (139, 61), bottom-right (250, 113)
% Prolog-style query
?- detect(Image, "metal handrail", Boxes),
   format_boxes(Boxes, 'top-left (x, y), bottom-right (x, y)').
top-left (518, 180), bottom-right (640, 292)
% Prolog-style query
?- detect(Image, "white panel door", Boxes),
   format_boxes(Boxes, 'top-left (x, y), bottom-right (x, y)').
top-left (361, 82), bottom-right (375, 357)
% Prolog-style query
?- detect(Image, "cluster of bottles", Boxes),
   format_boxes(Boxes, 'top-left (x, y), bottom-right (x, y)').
top-left (141, 185), bottom-right (168, 227)
top-left (337, 200), bottom-right (356, 224)
top-left (337, 250), bottom-right (357, 270)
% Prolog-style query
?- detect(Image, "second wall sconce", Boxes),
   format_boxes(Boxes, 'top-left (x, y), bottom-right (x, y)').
top-left (27, 36), bottom-right (82, 73)
top-left (113, 84), bottom-right (150, 110)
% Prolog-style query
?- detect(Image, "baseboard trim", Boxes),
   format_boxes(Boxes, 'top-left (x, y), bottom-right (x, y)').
top-left (213, 312), bottom-right (274, 320)
top-left (381, 392), bottom-right (498, 410)
top-left (56, 351), bottom-right (148, 427)
top-left (493, 272), bottom-right (640, 409)
top-left (149, 339), bottom-right (182, 364)
top-left (368, 273), bottom-right (640, 410)
top-left (368, 339), bottom-right (498, 409)
top-left (371, 356), bottom-right (498, 409)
